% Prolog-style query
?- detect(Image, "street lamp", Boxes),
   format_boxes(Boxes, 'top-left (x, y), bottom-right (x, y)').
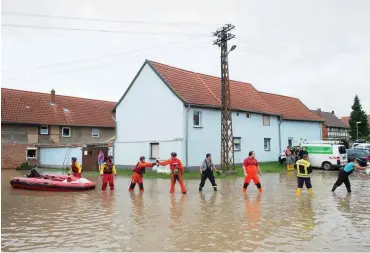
top-left (356, 121), bottom-right (361, 140)
top-left (227, 45), bottom-right (237, 55)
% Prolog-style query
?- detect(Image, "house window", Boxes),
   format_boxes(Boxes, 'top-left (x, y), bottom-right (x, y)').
top-left (264, 138), bottom-right (271, 151)
top-left (246, 113), bottom-right (251, 119)
top-left (40, 125), bottom-right (48, 135)
top-left (62, 127), bottom-right (71, 137)
top-left (288, 138), bottom-right (293, 147)
top-left (150, 143), bottom-right (159, 159)
top-left (263, 115), bottom-right (270, 126)
top-left (92, 128), bottom-right (99, 138)
top-left (233, 137), bottom-right (241, 151)
top-left (26, 148), bottom-right (37, 159)
top-left (193, 111), bottom-right (202, 127)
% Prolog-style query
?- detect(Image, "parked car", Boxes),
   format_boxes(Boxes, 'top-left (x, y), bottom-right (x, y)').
top-left (346, 148), bottom-right (369, 167)
top-left (354, 143), bottom-right (370, 152)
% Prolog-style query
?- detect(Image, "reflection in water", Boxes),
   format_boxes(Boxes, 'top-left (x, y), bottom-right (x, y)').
top-left (2, 170), bottom-right (370, 252)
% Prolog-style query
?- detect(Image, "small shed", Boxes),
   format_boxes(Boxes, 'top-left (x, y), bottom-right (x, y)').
top-left (82, 137), bottom-right (114, 171)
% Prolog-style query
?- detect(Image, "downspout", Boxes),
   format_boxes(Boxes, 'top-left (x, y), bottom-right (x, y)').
top-left (278, 116), bottom-right (282, 152)
top-left (185, 104), bottom-right (191, 172)
top-left (112, 114), bottom-right (117, 162)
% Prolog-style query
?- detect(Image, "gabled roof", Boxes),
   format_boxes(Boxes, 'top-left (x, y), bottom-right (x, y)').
top-left (311, 110), bottom-right (348, 127)
top-left (114, 60), bottom-right (324, 122)
top-left (1, 88), bottom-right (115, 128)
top-left (258, 92), bottom-right (324, 122)
top-left (341, 115), bottom-right (370, 127)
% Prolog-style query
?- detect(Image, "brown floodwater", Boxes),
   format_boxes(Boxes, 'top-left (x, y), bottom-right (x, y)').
top-left (1, 169), bottom-right (370, 252)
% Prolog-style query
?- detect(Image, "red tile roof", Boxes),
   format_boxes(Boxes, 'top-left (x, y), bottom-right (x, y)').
top-left (147, 60), bottom-right (323, 121)
top-left (1, 88), bottom-right (115, 128)
top-left (341, 115), bottom-right (370, 127)
top-left (259, 92), bottom-right (324, 121)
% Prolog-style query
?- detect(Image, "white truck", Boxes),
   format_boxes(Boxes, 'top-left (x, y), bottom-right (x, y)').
top-left (300, 141), bottom-right (348, 171)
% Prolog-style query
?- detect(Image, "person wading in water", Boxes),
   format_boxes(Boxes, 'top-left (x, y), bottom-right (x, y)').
top-left (242, 151), bottom-right (263, 193)
top-left (157, 152), bottom-right (187, 194)
top-left (199, 153), bottom-right (220, 192)
top-left (129, 156), bottom-right (156, 192)
top-left (331, 157), bottom-right (368, 193)
top-left (100, 156), bottom-right (117, 191)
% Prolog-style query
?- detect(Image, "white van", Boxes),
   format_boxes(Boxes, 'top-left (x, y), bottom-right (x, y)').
top-left (300, 141), bottom-right (347, 171)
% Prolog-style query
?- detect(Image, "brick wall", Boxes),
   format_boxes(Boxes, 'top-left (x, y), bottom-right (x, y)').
top-left (1, 144), bottom-right (39, 169)
top-left (322, 124), bottom-right (328, 140)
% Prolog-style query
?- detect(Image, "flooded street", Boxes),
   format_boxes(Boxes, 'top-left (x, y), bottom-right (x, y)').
top-left (2, 170), bottom-right (370, 252)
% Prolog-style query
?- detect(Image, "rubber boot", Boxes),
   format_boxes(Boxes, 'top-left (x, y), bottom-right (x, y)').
top-left (213, 186), bottom-right (217, 192)
top-left (182, 191), bottom-right (187, 194)
top-left (242, 183), bottom-right (249, 193)
top-left (256, 183), bottom-right (262, 192)
top-left (308, 188), bottom-right (313, 196)
top-left (331, 185), bottom-right (338, 192)
top-left (199, 186), bottom-right (202, 192)
top-left (139, 183), bottom-right (144, 192)
top-left (128, 183), bottom-right (135, 192)
top-left (296, 188), bottom-right (302, 196)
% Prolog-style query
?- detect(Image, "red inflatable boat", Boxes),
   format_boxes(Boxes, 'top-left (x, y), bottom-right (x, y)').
top-left (10, 168), bottom-right (96, 191)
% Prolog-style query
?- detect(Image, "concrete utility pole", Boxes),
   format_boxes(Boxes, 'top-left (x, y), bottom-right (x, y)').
top-left (213, 24), bottom-right (236, 173)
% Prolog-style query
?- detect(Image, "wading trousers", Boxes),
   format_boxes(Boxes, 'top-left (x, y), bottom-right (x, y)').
top-left (102, 174), bottom-right (114, 190)
top-left (199, 169), bottom-right (217, 191)
top-left (170, 173), bottom-right (186, 194)
top-left (129, 172), bottom-right (144, 192)
top-left (332, 170), bottom-right (351, 192)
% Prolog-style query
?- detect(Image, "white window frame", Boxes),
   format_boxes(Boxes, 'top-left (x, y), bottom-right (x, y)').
top-left (263, 115), bottom-right (270, 126)
top-left (26, 148), bottom-right (37, 160)
top-left (62, 127), bottom-right (71, 138)
top-left (40, 125), bottom-right (49, 135)
top-left (92, 128), bottom-right (100, 138)
top-left (193, 111), bottom-right (202, 127)
top-left (264, 138), bottom-right (271, 151)
top-left (233, 137), bottom-right (241, 152)
top-left (150, 143), bottom-right (159, 159)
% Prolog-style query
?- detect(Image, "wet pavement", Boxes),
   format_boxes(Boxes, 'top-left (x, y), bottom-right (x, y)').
top-left (1, 169), bottom-right (370, 252)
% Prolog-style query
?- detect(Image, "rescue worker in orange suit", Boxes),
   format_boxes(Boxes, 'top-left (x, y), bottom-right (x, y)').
top-left (129, 156), bottom-right (156, 192)
top-left (100, 156), bottom-right (117, 191)
top-left (157, 152), bottom-right (187, 194)
top-left (68, 157), bottom-right (82, 178)
top-left (242, 151), bottom-right (263, 193)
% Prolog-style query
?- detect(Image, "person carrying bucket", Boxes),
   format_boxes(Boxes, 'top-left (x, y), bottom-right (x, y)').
top-left (296, 154), bottom-right (313, 196)
top-left (129, 156), bottom-right (157, 192)
top-left (242, 151), bottom-right (263, 193)
top-left (157, 152), bottom-right (187, 194)
top-left (68, 157), bottom-right (82, 178)
top-left (100, 156), bottom-right (117, 191)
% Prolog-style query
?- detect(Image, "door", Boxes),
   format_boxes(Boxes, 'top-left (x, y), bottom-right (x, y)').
top-left (82, 147), bottom-right (108, 171)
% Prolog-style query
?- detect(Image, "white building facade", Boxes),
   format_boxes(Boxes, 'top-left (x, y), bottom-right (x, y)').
top-left (113, 60), bottom-right (323, 170)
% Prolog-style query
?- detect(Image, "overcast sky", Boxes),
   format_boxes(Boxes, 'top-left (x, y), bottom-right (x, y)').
top-left (2, 0), bottom-right (370, 117)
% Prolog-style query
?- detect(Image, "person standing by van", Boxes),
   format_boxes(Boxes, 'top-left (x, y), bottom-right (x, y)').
top-left (199, 153), bottom-right (220, 192)
top-left (331, 158), bottom-right (368, 193)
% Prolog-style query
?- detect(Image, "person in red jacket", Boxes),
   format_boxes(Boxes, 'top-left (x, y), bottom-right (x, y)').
top-left (157, 152), bottom-right (187, 194)
top-left (129, 156), bottom-right (156, 192)
top-left (100, 156), bottom-right (117, 191)
top-left (242, 151), bottom-right (263, 193)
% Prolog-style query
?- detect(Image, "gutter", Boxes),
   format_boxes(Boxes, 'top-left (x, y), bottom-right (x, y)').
top-left (185, 104), bottom-right (191, 172)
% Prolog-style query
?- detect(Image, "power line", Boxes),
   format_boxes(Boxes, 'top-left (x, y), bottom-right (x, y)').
top-left (1, 12), bottom-right (221, 28)
top-left (1, 23), bottom-right (212, 37)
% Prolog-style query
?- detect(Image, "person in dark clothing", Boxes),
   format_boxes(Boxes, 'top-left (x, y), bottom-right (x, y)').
top-left (299, 147), bottom-right (308, 159)
top-left (331, 158), bottom-right (368, 193)
top-left (199, 154), bottom-right (220, 192)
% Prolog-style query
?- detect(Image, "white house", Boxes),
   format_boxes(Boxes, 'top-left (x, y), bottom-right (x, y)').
top-left (113, 60), bottom-right (324, 170)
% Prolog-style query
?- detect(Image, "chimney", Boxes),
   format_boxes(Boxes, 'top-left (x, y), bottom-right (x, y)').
top-left (50, 89), bottom-right (55, 104)
top-left (316, 108), bottom-right (321, 115)
top-left (332, 110), bottom-right (335, 115)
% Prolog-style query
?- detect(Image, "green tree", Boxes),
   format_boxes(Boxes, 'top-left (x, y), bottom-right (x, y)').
top-left (349, 95), bottom-right (369, 140)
